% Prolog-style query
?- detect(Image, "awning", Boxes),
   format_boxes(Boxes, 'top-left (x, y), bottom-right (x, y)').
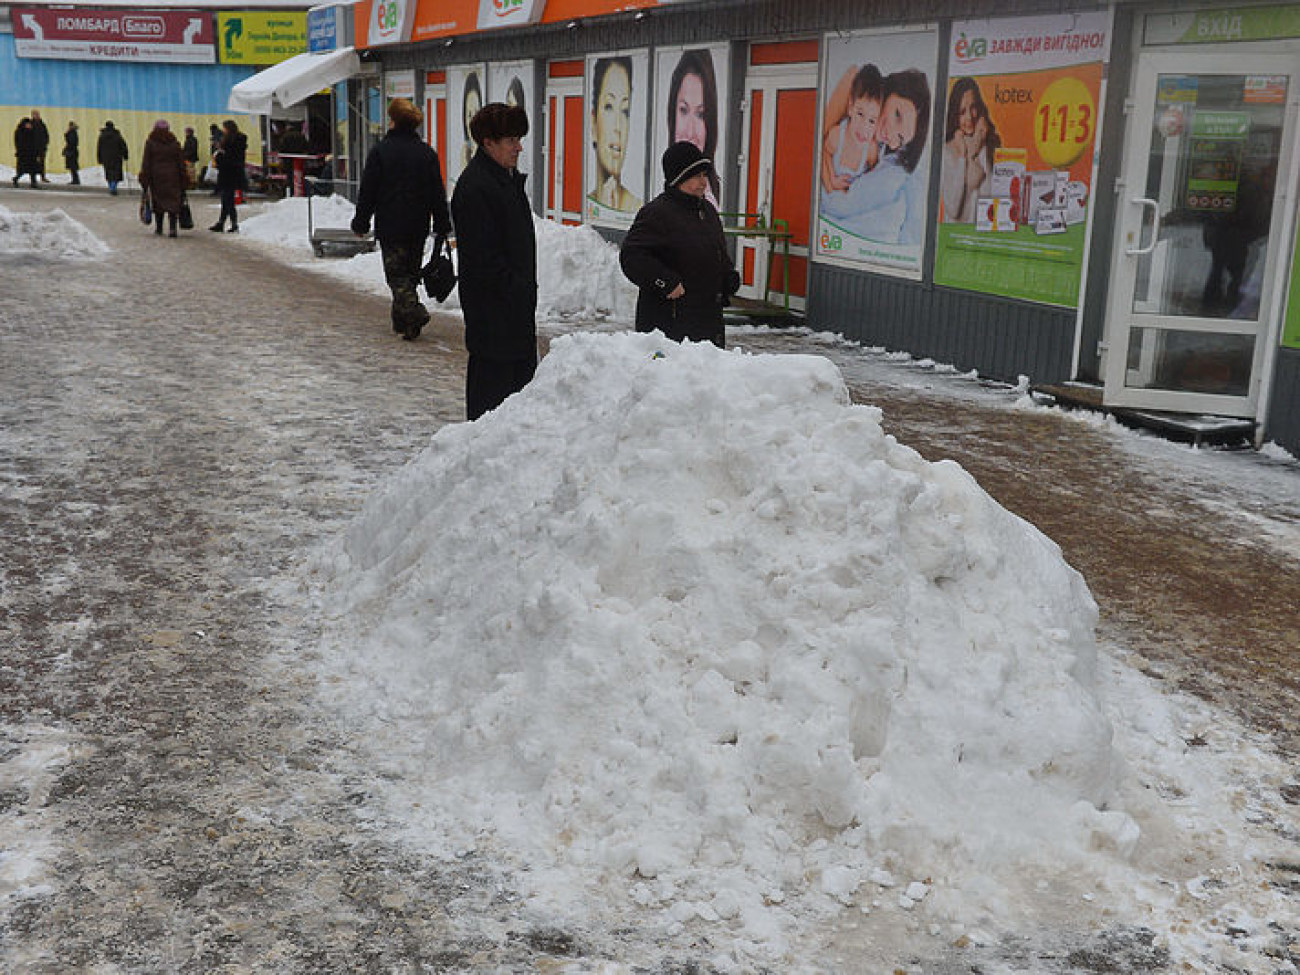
top-left (227, 47), bottom-right (360, 115)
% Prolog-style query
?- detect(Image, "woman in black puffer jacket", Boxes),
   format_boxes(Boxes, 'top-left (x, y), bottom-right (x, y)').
top-left (620, 141), bottom-right (740, 348)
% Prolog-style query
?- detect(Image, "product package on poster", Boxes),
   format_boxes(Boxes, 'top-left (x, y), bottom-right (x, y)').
top-left (812, 28), bottom-right (939, 277)
top-left (585, 49), bottom-right (650, 229)
top-left (934, 12), bottom-right (1111, 307)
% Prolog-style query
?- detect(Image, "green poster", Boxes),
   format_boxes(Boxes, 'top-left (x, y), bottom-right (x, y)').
top-left (936, 223), bottom-right (1087, 307)
top-left (1285, 228), bottom-right (1300, 350)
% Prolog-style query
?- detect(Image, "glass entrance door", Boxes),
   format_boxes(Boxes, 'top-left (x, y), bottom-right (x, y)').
top-left (1103, 54), bottom-right (1297, 416)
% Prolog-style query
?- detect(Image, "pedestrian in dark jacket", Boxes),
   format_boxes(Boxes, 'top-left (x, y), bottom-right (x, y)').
top-left (620, 141), bottom-right (740, 348)
top-left (139, 120), bottom-right (187, 238)
top-left (12, 118), bottom-right (40, 187)
top-left (450, 102), bottom-right (538, 421)
top-left (182, 126), bottom-right (199, 188)
top-left (30, 110), bottom-right (50, 182)
top-left (62, 121), bottom-right (80, 185)
top-left (96, 121), bottom-right (129, 195)
top-left (209, 120), bottom-right (248, 233)
top-left (351, 98), bottom-right (451, 340)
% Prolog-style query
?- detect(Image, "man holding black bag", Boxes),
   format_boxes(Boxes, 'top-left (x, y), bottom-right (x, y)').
top-left (352, 98), bottom-right (452, 341)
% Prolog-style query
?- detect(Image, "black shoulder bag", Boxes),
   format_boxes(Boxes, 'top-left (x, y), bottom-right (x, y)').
top-left (421, 234), bottom-right (457, 302)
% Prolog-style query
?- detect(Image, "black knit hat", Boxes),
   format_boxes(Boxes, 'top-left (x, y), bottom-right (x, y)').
top-left (662, 140), bottom-right (712, 187)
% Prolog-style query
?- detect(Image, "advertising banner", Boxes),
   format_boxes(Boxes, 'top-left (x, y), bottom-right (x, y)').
top-left (488, 60), bottom-right (536, 168)
top-left (652, 44), bottom-right (730, 211)
top-left (11, 7), bottom-right (214, 63)
top-left (585, 49), bottom-right (650, 229)
top-left (1145, 5), bottom-right (1300, 45)
top-left (812, 28), bottom-right (939, 278)
top-left (446, 63), bottom-right (487, 192)
top-left (933, 12), bottom-right (1111, 308)
top-left (217, 11), bottom-right (308, 65)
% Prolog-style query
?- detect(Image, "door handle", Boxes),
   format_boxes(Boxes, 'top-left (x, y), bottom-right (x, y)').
top-left (1126, 197), bottom-right (1161, 256)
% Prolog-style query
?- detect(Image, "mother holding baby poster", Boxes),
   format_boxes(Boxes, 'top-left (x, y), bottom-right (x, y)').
top-left (813, 27), bottom-right (939, 277)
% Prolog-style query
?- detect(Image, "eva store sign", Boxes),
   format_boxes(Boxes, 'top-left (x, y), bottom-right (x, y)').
top-left (476, 0), bottom-right (545, 30)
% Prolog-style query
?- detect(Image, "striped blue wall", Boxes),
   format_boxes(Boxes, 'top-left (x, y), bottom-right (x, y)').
top-left (1, 33), bottom-right (256, 114)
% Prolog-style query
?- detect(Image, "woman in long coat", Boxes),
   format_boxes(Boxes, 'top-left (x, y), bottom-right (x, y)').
top-left (62, 121), bottom-right (81, 185)
top-left (139, 120), bottom-right (187, 237)
top-left (620, 141), bottom-right (739, 348)
top-left (210, 120), bottom-right (248, 233)
top-left (96, 121), bottom-right (129, 195)
top-left (12, 118), bottom-right (40, 187)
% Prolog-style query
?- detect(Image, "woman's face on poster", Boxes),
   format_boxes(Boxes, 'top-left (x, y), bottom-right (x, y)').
top-left (594, 62), bottom-right (632, 178)
top-left (957, 88), bottom-right (980, 136)
top-left (879, 92), bottom-right (918, 151)
top-left (673, 71), bottom-right (708, 152)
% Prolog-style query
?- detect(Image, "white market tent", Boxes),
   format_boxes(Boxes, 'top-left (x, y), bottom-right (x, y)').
top-left (228, 47), bottom-right (359, 115)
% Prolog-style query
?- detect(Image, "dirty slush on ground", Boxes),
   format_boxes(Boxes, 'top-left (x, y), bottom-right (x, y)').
top-left (1, 192), bottom-right (1296, 973)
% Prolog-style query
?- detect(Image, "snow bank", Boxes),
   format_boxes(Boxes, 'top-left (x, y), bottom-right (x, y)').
top-left (239, 194), bottom-right (636, 323)
top-left (310, 331), bottom-right (1134, 949)
top-left (0, 204), bottom-right (109, 261)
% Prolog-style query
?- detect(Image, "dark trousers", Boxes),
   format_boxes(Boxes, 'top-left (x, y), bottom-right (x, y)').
top-left (154, 210), bottom-right (178, 235)
top-left (466, 354), bottom-right (537, 421)
top-left (380, 237), bottom-right (429, 331)
top-left (218, 185), bottom-right (238, 228)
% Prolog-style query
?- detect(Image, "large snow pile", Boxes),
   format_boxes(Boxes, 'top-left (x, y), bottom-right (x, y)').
top-left (240, 194), bottom-right (636, 322)
top-left (310, 331), bottom-right (1137, 952)
top-left (0, 204), bottom-right (109, 261)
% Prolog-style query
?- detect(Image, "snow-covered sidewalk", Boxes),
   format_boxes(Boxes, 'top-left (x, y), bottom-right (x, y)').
top-left (1, 191), bottom-right (1297, 973)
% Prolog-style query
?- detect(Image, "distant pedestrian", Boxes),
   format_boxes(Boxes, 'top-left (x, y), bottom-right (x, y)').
top-left (182, 126), bottom-right (199, 188)
top-left (30, 109), bottom-right (50, 182)
top-left (350, 97), bottom-right (451, 341)
top-left (139, 120), bottom-right (187, 238)
top-left (12, 118), bottom-right (40, 188)
top-left (620, 141), bottom-right (740, 348)
top-left (62, 121), bottom-right (80, 185)
top-left (96, 121), bottom-right (129, 195)
top-left (450, 102), bottom-right (538, 420)
top-left (209, 120), bottom-right (247, 233)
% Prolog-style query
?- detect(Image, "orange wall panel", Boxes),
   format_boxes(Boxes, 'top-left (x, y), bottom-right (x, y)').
top-left (750, 39), bottom-right (819, 66)
top-left (562, 94), bottom-right (585, 214)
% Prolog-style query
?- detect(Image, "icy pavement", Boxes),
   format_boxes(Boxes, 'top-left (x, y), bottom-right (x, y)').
top-left (1, 189), bottom-right (1297, 973)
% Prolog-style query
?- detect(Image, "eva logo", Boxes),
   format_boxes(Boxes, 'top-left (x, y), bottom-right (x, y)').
top-left (476, 0), bottom-right (542, 30)
top-left (953, 32), bottom-right (988, 64)
top-left (820, 231), bottom-right (843, 251)
top-left (369, 0), bottom-right (412, 45)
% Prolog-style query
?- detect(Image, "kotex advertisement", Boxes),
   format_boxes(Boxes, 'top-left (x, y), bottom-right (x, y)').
top-left (813, 28), bottom-right (939, 278)
top-left (934, 12), bottom-right (1111, 307)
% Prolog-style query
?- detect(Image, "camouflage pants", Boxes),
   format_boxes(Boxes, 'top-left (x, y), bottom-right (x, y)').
top-left (380, 238), bottom-right (430, 331)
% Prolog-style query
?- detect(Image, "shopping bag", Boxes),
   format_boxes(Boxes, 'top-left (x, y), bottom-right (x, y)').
top-left (178, 195), bottom-right (194, 230)
top-left (421, 235), bottom-right (457, 302)
top-left (139, 189), bottom-right (152, 225)
top-left (202, 159), bottom-right (218, 185)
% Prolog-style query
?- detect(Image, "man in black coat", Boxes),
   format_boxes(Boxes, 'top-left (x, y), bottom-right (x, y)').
top-left (450, 102), bottom-right (537, 420)
top-left (31, 110), bottom-right (50, 182)
top-left (352, 98), bottom-right (452, 341)
top-left (620, 141), bottom-right (740, 348)
top-left (12, 118), bottom-right (40, 187)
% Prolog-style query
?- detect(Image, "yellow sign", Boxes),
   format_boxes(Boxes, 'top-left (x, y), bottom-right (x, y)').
top-left (218, 11), bottom-right (309, 65)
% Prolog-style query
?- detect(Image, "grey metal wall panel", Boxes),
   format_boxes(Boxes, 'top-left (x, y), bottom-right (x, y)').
top-left (807, 264), bottom-right (1076, 384)
top-left (1266, 349), bottom-right (1300, 455)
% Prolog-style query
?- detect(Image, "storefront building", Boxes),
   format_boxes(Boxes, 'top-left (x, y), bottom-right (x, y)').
top-left (0, 0), bottom-right (321, 185)
top-left (338, 0), bottom-right (1300, 456)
